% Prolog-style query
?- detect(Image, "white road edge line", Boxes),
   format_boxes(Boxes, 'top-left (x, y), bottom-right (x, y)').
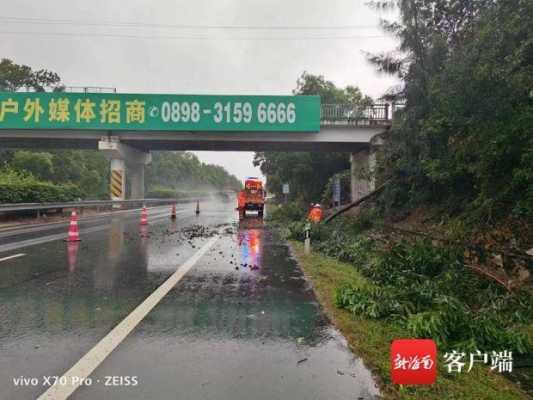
top-left (0, 253), bottom-right (25, 262)
top-left (37, 235), bottom-right (219, 400)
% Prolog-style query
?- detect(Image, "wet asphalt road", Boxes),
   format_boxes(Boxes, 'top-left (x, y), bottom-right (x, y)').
top-left (0, 197), bottom-right (380, 400)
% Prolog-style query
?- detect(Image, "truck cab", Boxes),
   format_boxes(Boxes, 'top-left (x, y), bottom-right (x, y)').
top-left (237, 177), bottom-right (265, 219)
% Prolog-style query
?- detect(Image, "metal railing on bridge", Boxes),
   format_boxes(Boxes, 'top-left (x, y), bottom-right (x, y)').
top-left (320, 103), bottom-right (392, 126)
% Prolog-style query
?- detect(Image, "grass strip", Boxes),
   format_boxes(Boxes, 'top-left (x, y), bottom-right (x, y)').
top-left (290, 240), bottom-right (529, 400)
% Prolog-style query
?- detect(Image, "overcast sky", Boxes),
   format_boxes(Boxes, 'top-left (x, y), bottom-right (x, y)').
top-left (0, 0), bottom-right (399, 181)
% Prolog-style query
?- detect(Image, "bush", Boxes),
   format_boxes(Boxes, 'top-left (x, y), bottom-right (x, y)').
top-left (287, 214), bottom-right (376, 266)
top-left (335, 239), bottom-right (533, 353)
top-left (11, 150), bottom-right (55, 181)
top-left (269, 201), bottom-right (307, 222)
top-left (366, 240), bottom-right (464, 287)
top-left (316, 236), bottom-right (374, 265)
top-left (0, 169), bottom-right (81, 203)
top-left (146, 186), bottom-right (177, 198)
top-left (336, 285), bottom-right (406, 319)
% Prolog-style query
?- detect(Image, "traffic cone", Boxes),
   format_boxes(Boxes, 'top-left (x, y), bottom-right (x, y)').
top-left (195, 201), bottom-right (200, 215)
top-left (171, 204), bottom-right (177, 220)
top-left (140, 206), bottom-right (148, 225)
top-left (64, 211), bottom-right (81, 242)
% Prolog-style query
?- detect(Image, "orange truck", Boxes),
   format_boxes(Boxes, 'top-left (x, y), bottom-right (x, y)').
top-left (237, 177), bottom-right (265, 218)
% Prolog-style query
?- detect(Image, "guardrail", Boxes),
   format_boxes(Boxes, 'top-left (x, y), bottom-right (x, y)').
top-left (320, 103), bottom-right (391, 126)
top-left (0, 195), bottom-right (232, 215)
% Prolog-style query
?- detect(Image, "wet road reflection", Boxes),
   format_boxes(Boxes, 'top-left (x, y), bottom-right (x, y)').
top-left (0, 201), bottom-right (379, 400)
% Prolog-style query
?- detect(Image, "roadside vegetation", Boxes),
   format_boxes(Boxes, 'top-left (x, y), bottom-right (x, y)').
top-left (0, 168), bottom-right (81, 203)
top-left (286, 215), bottom-right (533, 352)
top-left (267, 204), bottom-right (533, 397)
top-left (145, 151), bottom-right (241, 196)
top-left (290, 241), bottom-right (530, 400)
top-left (369, 0), bottom-right (533, 223)
top-left (268, 206), bottom-right (533, 397)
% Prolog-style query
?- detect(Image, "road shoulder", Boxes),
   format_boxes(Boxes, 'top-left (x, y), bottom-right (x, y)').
top-left (289, 240), bottom-right (529, 400)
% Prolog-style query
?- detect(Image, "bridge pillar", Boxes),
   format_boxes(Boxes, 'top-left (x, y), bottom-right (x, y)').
top-left (98, 138), bottom-right (151, 200)
top-left (128, 162), bottom-right (145, 199)
top-left (350, 149), bottom-right (376, 203)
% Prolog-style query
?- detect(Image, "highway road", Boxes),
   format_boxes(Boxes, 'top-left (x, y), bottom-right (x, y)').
top-left (0, 196), bottom-right (379, 399)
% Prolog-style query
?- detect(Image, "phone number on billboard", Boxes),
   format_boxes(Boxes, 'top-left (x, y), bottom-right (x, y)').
top-left (159, 102), bottom-right (297, 124)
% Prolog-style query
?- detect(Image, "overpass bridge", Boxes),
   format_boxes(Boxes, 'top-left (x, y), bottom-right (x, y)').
top-left (0, 92), bottom-right (391, 202)
top-left (0, 103), bottom-right (390, 152)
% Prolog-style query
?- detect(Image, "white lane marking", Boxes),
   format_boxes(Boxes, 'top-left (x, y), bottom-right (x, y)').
top-left (37, 236), bottom-right (218, 400)
top-left (0, 253), bottom-right (25, 262)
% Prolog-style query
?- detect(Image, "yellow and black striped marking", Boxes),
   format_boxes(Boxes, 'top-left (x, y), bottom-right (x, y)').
top-left (110, 170), bottom-right (123, 198)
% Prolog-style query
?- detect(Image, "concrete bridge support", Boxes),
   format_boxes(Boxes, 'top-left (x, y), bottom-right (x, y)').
top-left (350, 148), bottom-right (376, 203)
top-left (98, 138), bottom-right (151, 200)
top-left (128, 163), bottom-right (146, 200)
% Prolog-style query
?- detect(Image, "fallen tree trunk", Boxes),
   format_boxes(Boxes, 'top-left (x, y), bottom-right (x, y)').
top-left (324, 179), bottom-right (391, 223)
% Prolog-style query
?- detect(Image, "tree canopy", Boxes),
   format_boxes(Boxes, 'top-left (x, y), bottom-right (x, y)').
top-left (294, 71), bottom-right (373, 106)
top-left (146, 151), bottom-right (241, 192)
top-left (369, 0), bottom-right (533, 220)
top-left (0, 58), bottom-right (63, 92)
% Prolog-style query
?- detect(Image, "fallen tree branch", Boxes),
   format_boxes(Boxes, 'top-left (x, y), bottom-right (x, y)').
top-left (384, 225), bottom-right (533, 262)
top-left (466, 265), bottom-right (511, 291)
top-left (324, 179), bottom-right (391, 223)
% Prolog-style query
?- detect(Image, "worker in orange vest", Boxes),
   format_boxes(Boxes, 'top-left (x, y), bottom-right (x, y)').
top-left (308, 203), bottom-right (323, 223)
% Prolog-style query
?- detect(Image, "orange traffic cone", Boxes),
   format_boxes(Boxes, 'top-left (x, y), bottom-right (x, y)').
top-left (140, 206), bottom-right (148, 225)
top-left (195, 201), bottom-right (200, 215)
top-left (171, 204), bottom-right (177, 220)
top-left (64, 211), bottom-right (81, 242)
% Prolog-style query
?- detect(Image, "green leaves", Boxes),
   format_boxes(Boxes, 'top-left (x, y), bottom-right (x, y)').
top-left (335, 285), bottom-right (405, 320)
top-left (0, 58), bottom-right (62, 92)
top-left (372, 0), bottom-right (533, 221)
top-left (333, 239), bottom-right (532, 354)
top-left (0, 168), bottom-right (81, 203)
top-left (11, 151), bottom-right (54, 181)
top-left (293, 72), bottom-right (373, 106)
top-left (145, 151), bottom-right (242, 192)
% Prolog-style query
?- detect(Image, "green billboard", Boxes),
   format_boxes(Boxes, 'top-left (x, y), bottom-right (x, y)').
top-left (0, 92), bottom-right (320, 132)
